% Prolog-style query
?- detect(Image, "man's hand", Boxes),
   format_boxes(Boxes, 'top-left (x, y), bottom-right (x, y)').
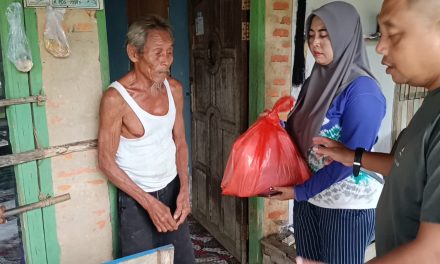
top-left (0, 205), bottom-right (6, 224)
top-left (144, 197), bottom-right (178, 232)
top-left (173, 187), bottom-right (191, 226)
top-left (312, 136), bottom-right (354, 167)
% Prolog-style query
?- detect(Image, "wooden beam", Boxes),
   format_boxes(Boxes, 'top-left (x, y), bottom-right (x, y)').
top-left (0, 139), bottom-right (97, 168)
top-left (0, 95), bottom-right (46, 107)
top-left (4, 193), bottom-right (71, 218)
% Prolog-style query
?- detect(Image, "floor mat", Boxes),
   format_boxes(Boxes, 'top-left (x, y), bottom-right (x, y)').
top-left (188, 215), bottom-right (240, 264)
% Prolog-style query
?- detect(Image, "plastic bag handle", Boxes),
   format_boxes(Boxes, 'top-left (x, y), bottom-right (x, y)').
top-left (271, 96), bottom-right (295, 114)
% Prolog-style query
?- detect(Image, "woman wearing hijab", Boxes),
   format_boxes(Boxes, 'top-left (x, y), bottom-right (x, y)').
top-left (270, 2), bottom-right (386, 263)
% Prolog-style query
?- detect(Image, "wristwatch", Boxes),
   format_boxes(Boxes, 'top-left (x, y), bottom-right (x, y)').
top-left (353, 147), bottom-right (364, 176)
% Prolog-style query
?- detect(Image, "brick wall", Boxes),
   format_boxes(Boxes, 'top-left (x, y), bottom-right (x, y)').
top-left (263, 0), bottom-right (296, 236)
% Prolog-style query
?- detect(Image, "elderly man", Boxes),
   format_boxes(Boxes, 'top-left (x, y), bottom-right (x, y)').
top-left (313, 0), bottom-right (440, 263)
top-left (98, 15), bottom-right (195, 263)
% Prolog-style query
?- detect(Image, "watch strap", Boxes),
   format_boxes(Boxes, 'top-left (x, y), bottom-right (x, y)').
top-left (353, 147), bottom-right (364, 176)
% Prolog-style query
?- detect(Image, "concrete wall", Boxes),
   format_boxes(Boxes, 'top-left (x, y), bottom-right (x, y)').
top-left (36, 8), bottom-right (112, 263)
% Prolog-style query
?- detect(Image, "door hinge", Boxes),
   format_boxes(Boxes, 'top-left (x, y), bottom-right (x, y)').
top-left (242, 22), bottom-right (249, 41)
top-left (242, 0), bottom-right (250, 10)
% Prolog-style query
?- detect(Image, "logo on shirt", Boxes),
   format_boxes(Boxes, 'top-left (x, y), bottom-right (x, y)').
top-left (394, 146), bottom-right (405, 167)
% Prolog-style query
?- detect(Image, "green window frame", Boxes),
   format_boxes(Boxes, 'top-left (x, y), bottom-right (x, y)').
top-left (0, 2), bottom-right (59, 263)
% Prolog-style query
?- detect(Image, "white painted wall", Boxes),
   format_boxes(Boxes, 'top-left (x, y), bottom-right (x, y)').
top-left (296, 0), bottom-right (395, 152)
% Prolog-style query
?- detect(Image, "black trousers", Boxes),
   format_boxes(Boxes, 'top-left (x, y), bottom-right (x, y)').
top-left (118, 176), bottom-right (195, 264)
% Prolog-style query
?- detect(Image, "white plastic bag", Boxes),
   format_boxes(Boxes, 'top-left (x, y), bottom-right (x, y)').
top-left (6, 3), bottom-right (33, 72)
top-left (44, 6), bottom-right (70, 58)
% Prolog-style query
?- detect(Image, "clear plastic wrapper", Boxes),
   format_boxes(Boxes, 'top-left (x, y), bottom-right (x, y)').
top-left (44, 6), bottom-right (70, 58)
top-left (6, 3), bottom-right (33, 72)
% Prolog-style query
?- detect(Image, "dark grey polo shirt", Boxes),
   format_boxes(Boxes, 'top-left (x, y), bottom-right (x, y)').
top-left (376, 88), bottom-right (440, 256)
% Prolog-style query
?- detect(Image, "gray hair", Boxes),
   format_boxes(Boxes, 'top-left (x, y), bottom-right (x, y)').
top-left (126, 15), bottom-right (173, 54)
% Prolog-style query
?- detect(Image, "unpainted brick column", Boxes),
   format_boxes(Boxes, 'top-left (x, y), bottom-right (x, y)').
top-left (263, 0), bottom-right (297, 237)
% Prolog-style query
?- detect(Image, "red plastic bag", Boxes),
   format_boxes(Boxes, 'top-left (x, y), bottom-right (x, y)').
top-left (221, 96), bottom-right (311, 197)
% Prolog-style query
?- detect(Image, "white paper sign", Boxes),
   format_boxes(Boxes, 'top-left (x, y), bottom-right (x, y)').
top-left (25, 0), bottom-right (50, 7)
top-left (195, 12), bottom-right (204, 36)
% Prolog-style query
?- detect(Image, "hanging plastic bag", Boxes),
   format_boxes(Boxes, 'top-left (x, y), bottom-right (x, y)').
top-left (6, 3), bottom-right (33, 72)
top-left (221, 96), bottom-right (311, 197)
top-left (44, 6), bottom-right (70, 58)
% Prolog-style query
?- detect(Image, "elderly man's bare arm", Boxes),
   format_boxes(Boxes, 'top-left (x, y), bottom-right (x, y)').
top-left (168, 78), bottom-right (191, 226)
top-left (98, 88), bottom-right (178, 232)
top-left (0, 205), bottom-right (5, 224)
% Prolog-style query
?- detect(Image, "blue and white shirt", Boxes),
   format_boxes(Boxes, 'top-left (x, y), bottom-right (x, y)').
top-left (294, 76), bottom-right (386, 209)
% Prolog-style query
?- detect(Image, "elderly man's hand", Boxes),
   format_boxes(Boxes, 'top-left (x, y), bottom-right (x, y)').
top-left (0, 205), bottom-right (6, 224)
top-left (174, 187), bottom-right (191, 227)
top-left (144, 196), bottom-right (178, 233)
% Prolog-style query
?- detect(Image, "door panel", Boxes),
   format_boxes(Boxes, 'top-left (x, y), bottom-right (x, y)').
top-left (190, 0), bottom-right (249, 262)
top-left (126, 0), bottom-right (169, 24)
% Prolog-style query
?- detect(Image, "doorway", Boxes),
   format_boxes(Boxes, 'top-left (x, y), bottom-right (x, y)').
top-left (189, 0), bottom-right (249, 262)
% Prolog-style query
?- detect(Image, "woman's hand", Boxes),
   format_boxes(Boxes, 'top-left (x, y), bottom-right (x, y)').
top-left (267, 186), bottom-right (295, 200)
top-left (312, 136), bottom-right (354, 167)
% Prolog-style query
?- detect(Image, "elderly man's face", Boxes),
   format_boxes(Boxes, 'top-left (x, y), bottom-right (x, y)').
top-left (137, 29), bottom-right (173, 84)
top-left (376, 0), bottom-right (440, 89)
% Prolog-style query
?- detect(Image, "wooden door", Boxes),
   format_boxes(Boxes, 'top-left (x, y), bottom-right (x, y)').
top-left (126, 0), bottom-right (169, 24)
top-left (189, 0), bottom-right (249, 262)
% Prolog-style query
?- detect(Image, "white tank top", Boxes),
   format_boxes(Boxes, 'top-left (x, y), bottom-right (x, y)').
top-left (112, 80), bottom-right (177, 192)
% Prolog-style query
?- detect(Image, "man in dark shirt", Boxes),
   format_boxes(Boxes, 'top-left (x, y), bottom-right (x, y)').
top-left (312, 0), bottom-right (440, 263)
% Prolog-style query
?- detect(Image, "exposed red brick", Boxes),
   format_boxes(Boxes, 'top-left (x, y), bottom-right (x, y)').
top-left (282, 41), bottom-right (291, 48)
top-left (267, 87), bottom-right (280, 97)
top-left (273, 79), bottom-right (286, 85)
top-left (273, 28), bottom-right (289, 37)
top-left (271, 55), bottom-right (289, 62)
top-left (268, 210), bottom-right (284, 219)
top-left (73, 22), bottom-right (94, 32)
top-left (273, 1), bottom-right (289, 10)
top-left (280, 16), bottom-right (291, 25)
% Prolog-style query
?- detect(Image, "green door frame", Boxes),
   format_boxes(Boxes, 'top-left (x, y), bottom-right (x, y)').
top-left (248, 0), bottom-right (266, 263)
top-left (0, 1), bottom-right (60, 263)
top-left (96, 9), bottom-right (118, 259)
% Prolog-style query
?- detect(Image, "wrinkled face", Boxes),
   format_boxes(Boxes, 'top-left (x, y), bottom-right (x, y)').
top-left (308, 16), bottom-right (334, 66)
top-left (135, 29), bottom-right (173, 84)
top-left (377, 0), bottom-right (440, 88)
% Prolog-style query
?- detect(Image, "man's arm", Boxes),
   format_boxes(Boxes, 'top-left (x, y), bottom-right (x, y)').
top-left (312, 136), bottom-right (394, 176)
top-left (169, 78), bottom-right (191, 226)
top-left (98, 89), bottom-right (177, 232)
top-left (368, 222), bottom-right (440, 263)
top-left (0, 205), bottom-right (5, 224)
